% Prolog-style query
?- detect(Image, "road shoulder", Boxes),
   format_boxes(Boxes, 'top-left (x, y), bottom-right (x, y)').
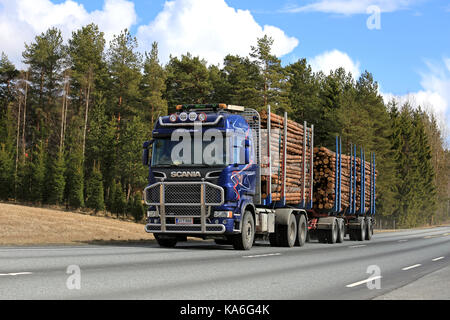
top-left (374, 264), bottom-right (450, 300)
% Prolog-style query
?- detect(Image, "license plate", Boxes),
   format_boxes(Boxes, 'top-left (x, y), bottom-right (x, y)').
top-left (175, 218), bottom-right (194, 225)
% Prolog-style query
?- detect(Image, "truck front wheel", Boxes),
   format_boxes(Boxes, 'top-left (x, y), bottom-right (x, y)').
top-left (232, 211), bottom-right (255, 250)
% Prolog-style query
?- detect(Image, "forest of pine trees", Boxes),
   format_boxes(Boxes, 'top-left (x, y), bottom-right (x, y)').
top-left (0, 25), bottom-right (449, 227)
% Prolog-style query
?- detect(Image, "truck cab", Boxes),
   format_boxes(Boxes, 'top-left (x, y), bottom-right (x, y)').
top-left (142, 104), bottom-right (263, 249)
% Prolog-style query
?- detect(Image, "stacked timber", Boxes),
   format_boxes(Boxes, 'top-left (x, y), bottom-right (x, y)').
top-left (260, 111), bottom-right (313, 204)
top-left (313, 146), bottom-right (376, 212)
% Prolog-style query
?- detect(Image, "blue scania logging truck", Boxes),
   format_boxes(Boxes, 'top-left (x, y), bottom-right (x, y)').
top-left (142, 104), bottom-right (376, 250)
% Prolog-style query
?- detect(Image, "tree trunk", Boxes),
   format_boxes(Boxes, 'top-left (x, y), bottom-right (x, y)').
top-left (82, 76), bottom-right (91, 158)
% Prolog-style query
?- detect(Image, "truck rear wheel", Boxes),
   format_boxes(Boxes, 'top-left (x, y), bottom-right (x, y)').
top-left (327, 218), bottom-right (338, 244)
top-left (336, 219), bottom-right (345, 243)
top-left (232, 211), bottom-right (255, 250)
top-left (365, 218), bottom-right (373, 240)
top-left (295, 215), bottom-right (307, 247)
top-left (155, 234), bottom-right (178, 248)
top-left (278, 214), bottom-right (297, 247)
top-left (357, 219), bottom-right (366, 241)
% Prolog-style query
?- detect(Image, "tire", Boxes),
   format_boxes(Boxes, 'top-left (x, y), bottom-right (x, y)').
top-left (232, 211), bottom-right (255, 250)
top-left (155, 234), bottom-right (178, 248)
top-left (278, 214), bottom-right (297, 247)
top-left (327, 218), bottom-right (338, 244)
top-left (357, 219), bottom-right (366, 241)
top-left (336, 219), bottom-right (345, 243)
top-left (365, 218), bottom-right (373, 240)
top-left (295, 215), bottom-right (307, 247)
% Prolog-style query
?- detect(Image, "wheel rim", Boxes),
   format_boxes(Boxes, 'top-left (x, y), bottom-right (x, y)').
top-left (245, 218), bottom-right (253, 246)
top-left (300, 222), bottom-right (306, 242)
top-left (289, 221), bottom-right (296, 243)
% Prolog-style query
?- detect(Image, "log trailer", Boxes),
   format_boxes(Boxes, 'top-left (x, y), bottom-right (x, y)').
top-left (142, 104), bottom-right (376, 250)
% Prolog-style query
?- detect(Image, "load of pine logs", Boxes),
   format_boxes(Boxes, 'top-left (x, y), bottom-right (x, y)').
top-left (259, 111), bottom-right (376, 212)
top-left (260, 111), bottom-right (313, 205)
top-left (313, 146), bottom-right (376, 212)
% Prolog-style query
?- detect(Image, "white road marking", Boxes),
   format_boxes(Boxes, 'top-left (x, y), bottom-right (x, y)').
top-left (243, 253), bottom-right (281, 258)
top-left (398, 239), bottom-right (408, 242)
top-left (432, 257), bottom-right (444, 261)
top-left (401, 264), bottom-right (421, 271)
top-left (348, 245), bottom-right (366, 248)
top-left (346, 276), bottom-right (382, 288)
top-left (0, 272), bottom-right (33, 276)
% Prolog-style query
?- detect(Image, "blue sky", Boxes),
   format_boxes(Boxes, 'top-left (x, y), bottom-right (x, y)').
top-left (1, 0), bottom-right (449, 130)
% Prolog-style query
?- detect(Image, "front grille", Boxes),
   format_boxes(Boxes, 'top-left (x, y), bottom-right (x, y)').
top-left (144, 182), bottom-right (224, 206)
top-left (165, 206), bottom-right (204, 217)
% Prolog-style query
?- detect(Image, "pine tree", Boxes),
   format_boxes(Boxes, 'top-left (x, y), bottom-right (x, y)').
top-left (132, 192), bottom-right (145, 222)
top-left (250, 35), bottom-right (289, 113)
top-left (68, 23), bottom-right (107, 158)
top-left (107, 29), bottom-right (142, 120)
top-left (112, 180), bottom-right (126, 217)
top-left (65, 147), bottom-right (85, 209)
top-left (22, 28), bottom-right (66, 146)
top-left (165, 53), bottom-right (212, 111)
top-left (0, 143), bottom-right (14, 200)
top-left (140, 42), bottom-right (167, 131)
top-left (212, 54), bottom-right (263, 109)
top-left (0, 53), bottom-right (19, 113)
top-left (86, 166), bottom-right (105, 213)
top-left (286, 58), bottom-right (321, 124)
top-left (117, 115), bottom-right (148, 201)
top-left (46, 151), bottom-right (66, 205)
top-left (30, 142), bottom-right (46, 203)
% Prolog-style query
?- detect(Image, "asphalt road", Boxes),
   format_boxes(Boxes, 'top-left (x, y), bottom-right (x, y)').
top-left (0, 226), bottom-right (449, 300)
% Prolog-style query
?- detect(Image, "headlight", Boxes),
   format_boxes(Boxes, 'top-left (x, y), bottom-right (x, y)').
top-left (147, 211), bottom-right (159, 218)
top-left (214, 211), bottom-right (233, 218)
top-left (198, 112), bottom-right (207, 122)
top-left (188, 112), bottom-right (198, 121)
top-left (179, 112), bottom-right (188, 121)
top-left (169, 114), bottom-right (177, 122)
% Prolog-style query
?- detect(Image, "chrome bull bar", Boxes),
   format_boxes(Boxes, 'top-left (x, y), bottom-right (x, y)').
top-left (143, 181), bottom-right (225, 233)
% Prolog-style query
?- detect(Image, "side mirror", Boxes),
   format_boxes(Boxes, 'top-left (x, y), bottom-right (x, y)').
top-left (244, 139), bottom-right (251, 164)
top-left (142, 140), bottom-right (154, 166)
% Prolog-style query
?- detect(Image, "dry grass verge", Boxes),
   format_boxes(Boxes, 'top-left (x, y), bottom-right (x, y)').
top-left (0, 202), bottom-right (154, 246)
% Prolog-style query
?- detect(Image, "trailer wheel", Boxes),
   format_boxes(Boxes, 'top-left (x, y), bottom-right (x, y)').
top-left (365, 219), bottom-right (373, 240)
top-left (232, 211), bottom-right (255, 250)
top-left (155, 234), bottom-right (178, 248)
top-left (357, 219), bottom-right (366, 241)
top-left (327, 218), bottom-right (338, 244)
top-left (278, 214), bottom-right (297, 247)
top-left (295, 215), bottom-right (307, 247)
top-left (336, 219), bottom-right (345, 243)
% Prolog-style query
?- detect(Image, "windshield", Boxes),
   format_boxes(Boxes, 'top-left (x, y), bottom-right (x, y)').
top-left (151, 137), bottom-right (231, 167)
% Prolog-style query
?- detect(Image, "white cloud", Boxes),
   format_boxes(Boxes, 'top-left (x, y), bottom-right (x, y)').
top-left (283, 0), bottom-right (416, 15)
top-left (136, 0), bottom-right (299, 65)
top-left (381, 58), bottom-right (450, 129)
top-left (0, 0), bottom-right (137, 68)
top-left (309, 49), bottom-right (361, 77)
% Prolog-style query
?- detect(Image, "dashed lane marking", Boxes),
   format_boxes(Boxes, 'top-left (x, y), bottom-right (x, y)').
top-left (346, 276), bottom-right (382, 288)
top-left (0, 272), bottom-right (33, 276)
top-left (243, 253), bottom-right (281, 258)
top-left (432, 257), bottom-right (444, 261)
top-left (401, 264), bottom-right (421, 271)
